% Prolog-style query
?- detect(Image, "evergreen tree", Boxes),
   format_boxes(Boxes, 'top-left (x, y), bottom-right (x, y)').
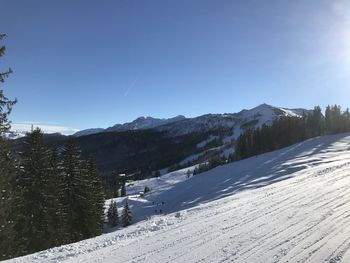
top-left (46, 148), bottom-right (63, 247)
top-left (0, 33), bottom-right (17, 260)
top-left (14, 129), bottom-right (52, 255)
top-left (121, 183), bottom-right (126, 197)
top-left (59, 138), bottom-right (91, 242)
top-left (306, 106), bottom-right (323, 137)
top-left (325, 105), bottom-right (332, 134)
top-left (0, 34), bottom-right (16, 134)
top-left (343, 108), bottom-right (350, 132)
top-left (144, 186), bottom-right (151, 193)
top-left (0, 137), bottom-right (17, 260)
top-left (122, 199), bottom-right (132, 227)
top-left (107, 200), bottom-right (119, 227)
top-left (86, 159), bottom-right (105, 236)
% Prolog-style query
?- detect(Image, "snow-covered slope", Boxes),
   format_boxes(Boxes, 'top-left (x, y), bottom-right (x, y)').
top-left (8, 133), bottom-right (350, 263)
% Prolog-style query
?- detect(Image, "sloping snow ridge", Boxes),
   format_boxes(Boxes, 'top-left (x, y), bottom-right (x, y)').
top-left (7, 133), bottom-right (350, 263)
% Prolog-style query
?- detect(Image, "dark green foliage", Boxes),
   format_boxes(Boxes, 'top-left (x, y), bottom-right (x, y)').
top-left (325, 105), bottom-right (350, 134)
top-left (122, 199), bottom-right (132, 227)
top-left (306, 106), bottom-right (324, 137)
top-left (5, 133), bottom-right (106, 258)
top-left (0, 137), bottom-right (18, 260)
top-left (144, 186), bottom-right (151, 193)
top-left (75, 130), bottom-right (208, 176)
top-left (86, 159), bottom-right (105, 235)
top-left (0, 89), bottom-right (16, 133)
top-left (107, 201), bottom-right (119, 227)
top-left (11, 130), bottom-right (220, 199)
top-left (168, 163), bottom-right (182, 173)
top-left (109, 172), bottom-right (127, 198)
top-left (193, 155), bottom-right (226, 175)
top-left (235, 105), bottom-right (350, 161)
top-left (59, 139), bottom-right (93, 242)
top-left (121, 183), bottom-right (126, 197)
top-left (0, 33), bottom-right (18, 260)
top-left (236, 117), bottom-right (308, 159)
top-left (46, 147), bottom-right (63, 247)
top-left (13, 130), bottom-right (223, 180)
top-left (0, 34), bottom-right (16, 133)
top-left (14, 129), bottom-right (53, 255)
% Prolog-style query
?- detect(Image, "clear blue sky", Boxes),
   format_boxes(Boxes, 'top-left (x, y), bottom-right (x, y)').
top-left (1, 0), bottom-right (350, 132)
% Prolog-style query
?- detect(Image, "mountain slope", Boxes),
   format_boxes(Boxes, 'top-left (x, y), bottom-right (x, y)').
top-left (8, 133), bottom-right (350, 263)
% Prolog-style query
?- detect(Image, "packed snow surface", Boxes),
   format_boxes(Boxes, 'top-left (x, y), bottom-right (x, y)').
top-left (7, 133), bottom-right (350, 263)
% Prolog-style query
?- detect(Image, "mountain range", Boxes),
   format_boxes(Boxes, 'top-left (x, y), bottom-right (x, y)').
top-left (11, 104), bottom-right (311, 177)
top-left (74, 103), bottom-right (309, 138)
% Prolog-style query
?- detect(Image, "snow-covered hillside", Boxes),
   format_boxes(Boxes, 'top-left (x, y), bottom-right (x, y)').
top-left (7, 133), bottom-right (350, 263)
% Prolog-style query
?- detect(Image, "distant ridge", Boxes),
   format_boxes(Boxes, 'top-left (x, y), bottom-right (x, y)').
top-left (73, 103), bottom-right (310, 137)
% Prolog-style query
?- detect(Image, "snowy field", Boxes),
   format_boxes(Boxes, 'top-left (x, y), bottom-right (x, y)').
top-left (6, 133), bottom-right (350, 263)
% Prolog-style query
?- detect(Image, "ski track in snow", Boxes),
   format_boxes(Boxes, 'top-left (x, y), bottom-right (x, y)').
top-left (6, 133), bottom-right (350, 263)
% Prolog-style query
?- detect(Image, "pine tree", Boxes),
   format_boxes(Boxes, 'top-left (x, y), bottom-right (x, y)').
top-left (325, 105), bottom-right (332, 134)
top-left (86, 159), bottom-right (105, 236)
top-left (121, 183), bottom-right (126, 197)
top-left (107, 201), bottom-right (119, 227)
top-left (0, 137), bottom-right (18, 260)
top-left (0, 33), bottom-right (18, 260)
top-left (186, 169), bottom-right (191, 178)
top-left (122, 199), bottom-right (132, 227)
top-left (59, 138), bottom-right (91, 242)
top-left (343, 108), bottom-right (350, 132)
top-left (14, 129), bottom-right (52, 255)
top-left (0, 34), bottom-right (16, 134)
top-left (46, 147), bottom-right (63, 247)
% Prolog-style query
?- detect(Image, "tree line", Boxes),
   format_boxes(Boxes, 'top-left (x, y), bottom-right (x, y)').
top-left (235, 105), bottom-right (350, 160)
top-left (1, 128), bottom-right (106, 259)
top-left (191, 105), bottom-right (350, 176)
top-left (107, 199), bottom-right (132, 228)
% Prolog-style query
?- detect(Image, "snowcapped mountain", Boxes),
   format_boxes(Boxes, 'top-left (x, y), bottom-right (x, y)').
top-left (105, 115), bottom-right (186, 133)
top-left (154, 103), bottom-right (310, 137)
top-left (73, 115), bottom-right (186, 137)
top-left (9, 133), bottom-right (350, 263)
top-left (74, 104), bottom-right (310, 137)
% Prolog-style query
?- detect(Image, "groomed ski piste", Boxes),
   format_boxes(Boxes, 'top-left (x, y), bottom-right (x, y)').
top-left (6, 133), bottom-right (350, 263)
